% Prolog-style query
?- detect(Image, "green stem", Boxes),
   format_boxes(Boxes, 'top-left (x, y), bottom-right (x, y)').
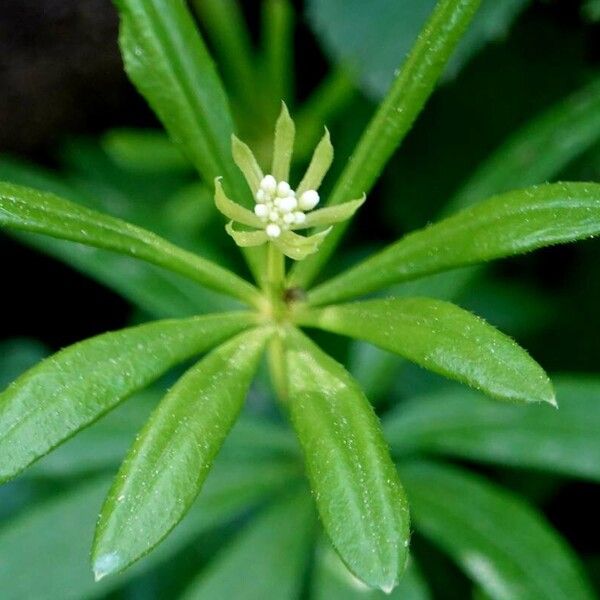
top-left (266, 242), bottom-right (286, 309)
top-left (267, 331), bottom-right (289, 401)
top-left (287, 0), bottom-right (482, 290)
top-left (265, 243), bottom-right (288, 402)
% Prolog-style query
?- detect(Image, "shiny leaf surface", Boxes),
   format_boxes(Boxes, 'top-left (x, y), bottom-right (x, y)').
top-left (0, 313), bottom-right (255, 481)
top-left (0, 182), bottom-right (261, 305)
top-left (309, 182), bottom-right (600, 305)
top-left (92, 327), bottom-right (270, 578)
top-left (298, 298), bottom-right (554, 405)
top-left (285, 328), bottom-right (410, 592)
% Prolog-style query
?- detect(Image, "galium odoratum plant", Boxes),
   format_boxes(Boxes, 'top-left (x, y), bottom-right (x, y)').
top-left (2, 0), bottom-right (600, 593)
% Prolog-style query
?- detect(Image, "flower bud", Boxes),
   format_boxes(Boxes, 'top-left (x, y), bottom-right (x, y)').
top-left (265, 223), bottom-right (281, 238)
top-left (298, 190), bottom-right (319, 211)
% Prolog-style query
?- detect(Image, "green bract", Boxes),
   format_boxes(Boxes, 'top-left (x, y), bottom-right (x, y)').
top-left (1, 0), bottom-right (600, 596)
top-left (216, 103), bottom-right (365, 260)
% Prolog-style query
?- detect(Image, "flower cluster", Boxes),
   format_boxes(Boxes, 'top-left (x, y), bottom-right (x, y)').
top-left (254, 174), bottom-right (320, 239)
top-left (215, 103), bottom-right (365, 260)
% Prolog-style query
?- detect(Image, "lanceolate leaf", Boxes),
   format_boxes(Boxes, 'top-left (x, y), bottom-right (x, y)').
top-left (272, 103), bottom-right (296, 183)
top-left (297, 298), bottom-right (554, 405)
top-left (308, 182), bottom-right (600, 305)
top-left (385, 377), bottom-right (600, 482)
top-left (289, 0), bottom-right (482, 289)
top-left (0, 158), bottom-right (236, 316)
top-left (0, 312), bottom-right (256, 482)
top-left (0, 459), bottom-right (300, 600)
top-left (284, 328), bottom-right (410, 592)
top-left (181, 492), bottom-right (314, 600)
top-left (114, 0), bottom-right (244, 194)
top-left (0, 182), bottom-right (261, 306)
top-left (399, 461), bottom-right (595, 600)
top-left (92, 327), bottom-right (271, 579)
top-left (297, 128), bottom-right (334, 196)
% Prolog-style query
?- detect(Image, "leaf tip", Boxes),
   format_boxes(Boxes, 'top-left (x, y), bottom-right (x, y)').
top-left (379, 581), bottom-right (397, 595)
top-left (279, 99), bottom-right (291, 116)
top-left (92, 551), bottom-right (123, 582)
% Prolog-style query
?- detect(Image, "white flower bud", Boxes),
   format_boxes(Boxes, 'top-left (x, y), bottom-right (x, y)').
top-left (254, 203), bottom-right (269, 219)
top-left (269, 210), bottom-right (279, 222)
top-left (276, 181), bottom-right (291, 197)
top-left (278, 196), bottom-right (298, 213)
top-left (255, 189), bottom-right (266, 202)
top-left (283, 212), bottom-right (296, 224)
top-left (260, 175), bottom-right (277, 194)
top-left (298, 190), bottom-right (319, 211)
top-left (265, 223), bottom-right (281, 238)
top-left (293, 211), bottom-right (306, 224)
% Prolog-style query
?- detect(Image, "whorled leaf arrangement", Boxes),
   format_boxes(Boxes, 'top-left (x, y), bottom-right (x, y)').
top-left (1, 0), bottom-right (600, 594)
top-left (217, 103), bottom-right (365, 260)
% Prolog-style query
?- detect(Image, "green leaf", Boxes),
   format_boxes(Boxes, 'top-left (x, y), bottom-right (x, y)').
top-left (399, 460), bottom-right (595, 600)
top-left (347, 269), bottom-right (479, 403)
top-left (0, 312), bottom-right (256, 481)
top-left (28, 398), bottom-right (297, 479)
top-left (297, 127), bottom-right (334, 196)
top-left (0, 156), bottom-right (235, 317)
top-left (385, 377), bottom-right (600, 481)
top-left (312, 542), bottom-right (431, 600)
top-left (275, 228), bottom-right (332, 260)
top-left (0, 182), bottom-right (261, 305)
top-left (215, 177), bottom-right (263, 227)
top-left (307, 0), bottom-right (527, 99)
top-left (232, 135), bottom-right (264, 196)
top-left (308, 182), bottom-right (600, 305)
top-left (451, 77), bottom-right (600, 211)
top-left (284, 327), bottom-right (410, 592)
top-left (271, 102), bottom-right (296, 182)
top-left (289, 0), bottom-right (482, 289)
top-left (0, 459), bottom-right (300, 599)
top-left (92, 327), bottom-right (271, 579)
top-left (225, 221), bottom-right (269, 247)
top-left (297, 298), bottom-right (554, 405)
top-left (101, 128), bottom-right (192, 173)
top-left (114, 0), bottom-right (243, 193)
top-left (300, 195), bottom-right (365, 229)
top-left (181, 491), bottom-right (314, 600)
top-left (288, 195), bottom-right (363, 231)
